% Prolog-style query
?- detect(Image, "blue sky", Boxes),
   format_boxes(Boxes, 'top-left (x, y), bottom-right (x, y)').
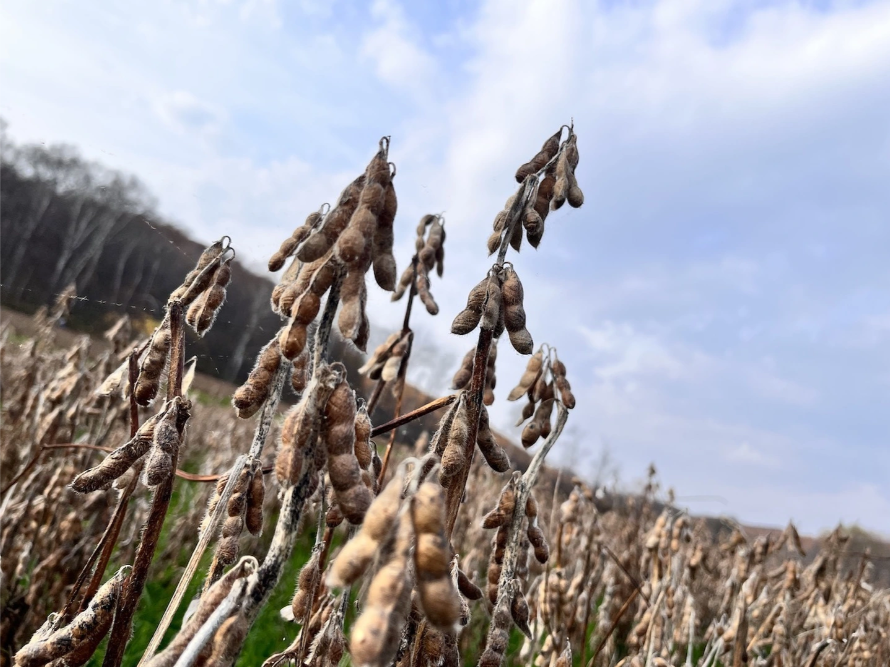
top-left (2, 0), bottom-right (889, 535)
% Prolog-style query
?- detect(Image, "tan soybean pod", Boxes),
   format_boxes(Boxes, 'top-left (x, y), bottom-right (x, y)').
top-left (297, 175), bottom-right (366, 262)
top-left (515, 129), bottom-right (562, 183)
top-left (232, 337), bottom-right (282, 419)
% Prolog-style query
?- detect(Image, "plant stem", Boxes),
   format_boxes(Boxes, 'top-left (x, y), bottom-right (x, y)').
top-left (103, 302), bottom-right (187, 667)
top-left (369, 394), bottom-right (457, 438)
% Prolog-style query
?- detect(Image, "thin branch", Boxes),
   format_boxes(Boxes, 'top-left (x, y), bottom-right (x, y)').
top-left (369, 393), bottom-right (457, 438)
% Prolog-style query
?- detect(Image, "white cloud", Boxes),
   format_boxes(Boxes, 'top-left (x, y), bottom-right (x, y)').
top-left (725, 442), bottom-right (780, 469)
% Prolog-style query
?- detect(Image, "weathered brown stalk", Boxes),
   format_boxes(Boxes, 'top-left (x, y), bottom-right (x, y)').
top-left (102, 302), bottom-right (187, 667)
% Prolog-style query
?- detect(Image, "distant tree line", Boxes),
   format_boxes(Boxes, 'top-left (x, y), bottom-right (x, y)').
top-left (0, 119), bottom-right (364, 384)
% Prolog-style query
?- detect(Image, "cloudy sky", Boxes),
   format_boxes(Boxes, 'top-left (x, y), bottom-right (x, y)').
top-left (2, 0), bottom-right (889, 535)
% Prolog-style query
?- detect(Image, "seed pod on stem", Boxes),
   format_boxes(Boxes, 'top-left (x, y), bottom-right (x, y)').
top-left (438, 394), bottom-right (468, 489)
top-left (515, 129), bottom-right (562, 183)
top-left (297, 175), bottom-right (366, 262)
top-left (134, 323), bottom-right (171, 406)
top-left (186, 256), bottom-right (232, 336)
top-left (327, 467), bottom-right (406, 588)
top-left (232, 337), bottom-right (282, 419)
top-left (450, 277), bottom-right (488, 335)
top-left (501, 265), bottom-right (533, 354)
top-left (412, 481), bottom-right (462, 631)
top-left (269, 208), bottom-right (325, 272)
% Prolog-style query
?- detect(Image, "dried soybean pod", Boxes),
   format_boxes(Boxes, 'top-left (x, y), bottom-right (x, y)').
top-left (354, 404), bottom-right (373, 470)
top-left (269, 210), bottom-right (323, 271)
top-left (245, 465), bottom-right (265, 535)
top-left (502, 266), bottom-right (533, 354)
top-left (134, 323), bottom-right (171, 406)
top-left (412, 481), bottom-right (461, 631)
top-left (451, 277), bottom-right (489, 335)
top-left (527, 518), bottom-right (550, 563)
top-left (188, 257), bottom-right (232, 336)
top-left (69, 412), bottom-right (161, 493)
top-left (477, 406), bottom-right (510, 473)
top-left (297, 175), bottom-right (366, 262)
top-left (349, 511), bottom-right (414, 667)
top-left (337, 268), bottom-right (367, 344)
top-left (170, 239), bottom-right (225, 305)
top-left (515, 129), bottom-right (562, 183)
top-left (480, 271), bottom-right (502, 332)
top-left (415, 271), bottom-right (439, 315)
top-left (525, 493), bottom-right (538, 520)
top-left (13, 566), bottom-right (128, 667)
top-left (291, 347), bottom-right (310, 395)
top-left (438, 395), bottom-right (468, 489)
top-left (451, 349), bottom-right (474, 390)
top-left (327, 468), bottom-right (405, 588)
top-left (324, 378), bottom-right (372, 524)
top-left (232, 337), bottom-right (282, 419)
top-left (482, 482), bottom-right (516, 529)
top-left (510, 587), bottom-right (532, 638)
top-left (290, 548), bottom-right (321, 621)
top-left (565, 133), bottom-right (584, 208)
top-left (372, 180), bottom-right (398, 291)
top-left (457, 569), bottom-right (483, 601)
top-left (205, 614), bottom-right (248, 667)
top-left (507, 350), bottom-right (543, 401)
top-left (145, 400), bottom-right (184, 487)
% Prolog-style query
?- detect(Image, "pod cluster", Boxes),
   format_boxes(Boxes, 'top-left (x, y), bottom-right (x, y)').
top-left (392, 214), bottom-right (446, 315)
top-left (144, 397), bottom-right (189, 487)
top-left (136, 238), bottom-right (234, 405)
top-left (321, 374), bottom-right (373, 524)
top-left (451, 265), bottom-right (533, 355)
top-left (14, 567), bottom-right (129, 667)
top-left (327, 467), bottom-right (405, 589)
top-left (478, 480), bottom-right (549, 667)
top-left (348, 509), bottom-right (414, 667)
top-left (508, 349), bottom-right (575, 448)
top-left (69, 411), bottom-right (163, 493)
top-left (202, 461), bottom-right (265, 567)
top-left (274, 139), bottom-right (397, 361)
top-left (358, 330), bottom-right (412, 397)
top-left (486, 127), bottom-right (583, 256)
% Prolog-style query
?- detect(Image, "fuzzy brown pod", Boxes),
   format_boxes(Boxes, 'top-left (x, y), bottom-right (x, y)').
top-left (269, 209), bottom-right (323, 271)
top-left (482, 482), bottom-right (516, 529)
top-left (507, 350), bottom-right (543, 402)
top-left (527, 519), bottom-right (550, 564)
top-left (232, 337), bottom-right (282, 419)
top-left (415, 271), bottom-right (439, 316)
top-left (501, 266), bottom-right (533, 354)
top-left (14, 566), bottom-right (129, 667)
top-left (322, 377), bottom-right (371, 523)
top-left (245, 464), bottom-right (265, 535)
top-left (69, 411), bottom-right (162, 493)
top-left (412, 481), bottom-right (461, 631)
top-left (291, 347), bottom-right (310, 395)
top-left (327, 467), bottom-right (405, 588)
top-left (297, 175), bottom-right (366, 263)
top-left (186, 257), bottom-right (232, 336)
top-left (451, 349), bottom-right (474, 390)
top-left (372, 181), bottom-right (398, 291)
top-left (450, 277), bottom-right (488, 335)
top-left (337, 268), bottom-right (368, 348)
top-left (457, 569), bottom-right (483, 601)
top-left (353, 404), bottom-right (373, 470)
top-left (289, 548), bottom-right (322, 622)
top-left (134, 323), bottom-right (171, 406)
top-left (515, 129), bottom-right (562, 183)
top-left (145, 398), bottom-right (187, 487)
top-left (477, 406), bottom-right (510, 473)
top-left (438, 395), bottom-right (468, 489)
top-left (510, 586), bottom-right (532, 638)
top-left (480, 271), bottom-right (503, 332)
